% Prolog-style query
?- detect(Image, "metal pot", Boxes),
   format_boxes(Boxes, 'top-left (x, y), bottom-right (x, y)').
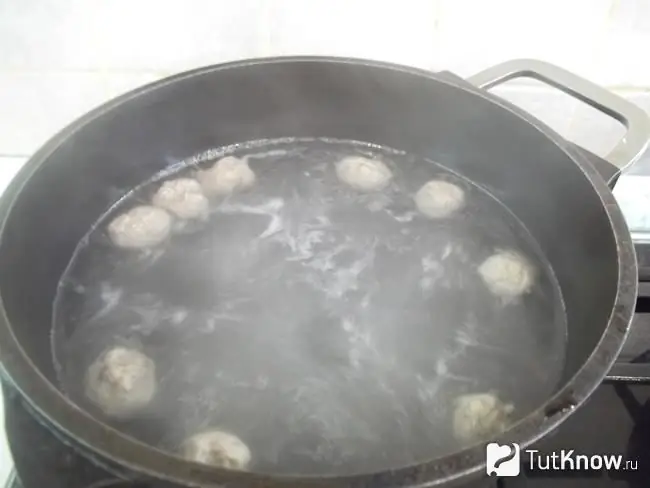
top-left (0, 58), bottom-right (647, 488)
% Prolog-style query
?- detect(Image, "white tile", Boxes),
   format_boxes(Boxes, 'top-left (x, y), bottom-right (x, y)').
top-left (435, 0), bottom-right (614, 79)
top-left (616, 91), bottom-right (650, 176)
top-left (263, 0), bottom-right (440, 70)
top-left (0, 389), bottom-right (10, 487)
top-left (482, 83), bottom-right (650, 177)
top-left (0, 73), bottom-right (150, 156)
top-left (564, 101), bottom-right (626, 160)
top-left (613, 175), bottom-right (650, 233)
top-left (623, 90), bottom-right (650, 112)
top-left (489, 83), bottom-right (580, 138)
top-left (0, 158), bottom-right (28, 196)
top-left (103, 73), bottom-right (164, 101)
top-left (0, 72), bottom-right (163, 157)
top-left (0, 159), bottom-right (28, 480)
top-left (0, 0), bottom-right (268, 72)
top-left (587, 0), bottom-right (650, 87)
top-left (565, 90), bottom-right (650, 172)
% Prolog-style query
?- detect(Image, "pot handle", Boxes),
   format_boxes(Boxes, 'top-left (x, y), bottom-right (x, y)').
top-left (467, 59), bottom-right (650, 171)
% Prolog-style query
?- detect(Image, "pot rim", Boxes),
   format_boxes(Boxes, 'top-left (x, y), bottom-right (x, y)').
top-left (0, 56), bottom-right (639, 488)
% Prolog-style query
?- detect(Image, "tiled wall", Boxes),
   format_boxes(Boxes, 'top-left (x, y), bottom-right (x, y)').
top-left (1, 0), bottom-right (650, 169)
top-left (2, 0), bottom-right (650, 249)
top-left (1, 4), bottom-right (650, 226)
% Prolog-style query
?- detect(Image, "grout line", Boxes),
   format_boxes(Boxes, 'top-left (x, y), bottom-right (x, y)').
top-left (430, 0), bottom-right (442, 69)
top-left (432, 0), bottom-right (442, 31)
top-left (605, 0), bottom-right (619, 27)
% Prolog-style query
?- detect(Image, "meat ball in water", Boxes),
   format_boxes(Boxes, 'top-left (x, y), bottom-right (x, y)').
top-left (197, 156), bottom-right (256, 196)
top-left (84, 347), bottom-right (156, 417)
top-left (152, 178), bottom-right (209, 220)
top-left (335, 156), bottom-right (393, 192)
top-left (414, 180), bottom-right (465, 219)
top-left (107, 205), bottom-right (172, 249)
top-left (478, 250), bottom-right (535, 298)
top-left (182, 430), bottom-right (251, 470)
top-left (452, 392), bottom-right (514, 444)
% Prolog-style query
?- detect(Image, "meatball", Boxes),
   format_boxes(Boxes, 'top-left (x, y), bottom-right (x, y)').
top-left (107, 205), bottom-right (172, 249)
top-left (478, 250), bottom-right (535, 298)
top-left (197, 156), bottom-right (256, 196)
top-left (414, 180), bottom-right (465, 219)
top-left (452, 392), bottom-right (514, 444)
top-left (335, 156), bottom-right (393, 192)
top-left (84, 346), bottom-right (156, 417)
top-left (152, 178), bottom-right (209, 220)
top-left (182, 430), bottom-right (251, 470)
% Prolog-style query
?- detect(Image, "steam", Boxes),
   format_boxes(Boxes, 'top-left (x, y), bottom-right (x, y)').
top-left (51, 137), bottom-right (567, 475)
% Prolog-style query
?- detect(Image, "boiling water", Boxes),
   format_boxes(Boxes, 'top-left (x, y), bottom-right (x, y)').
top-left (52, 138), bottom-right (567, 475)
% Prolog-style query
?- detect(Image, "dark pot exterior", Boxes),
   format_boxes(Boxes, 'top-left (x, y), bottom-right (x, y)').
top-left (0, 57), bottom-right (640, 487)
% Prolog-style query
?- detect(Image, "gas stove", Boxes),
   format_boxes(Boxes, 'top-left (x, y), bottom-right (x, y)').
top-left (4, 149), bottom-right (650, 488)
top-left (499, 258), bottom-right (650, 488)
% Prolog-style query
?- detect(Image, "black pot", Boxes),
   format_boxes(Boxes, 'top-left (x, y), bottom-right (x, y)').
top-left (0, 58), bottom-right (647, 488)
